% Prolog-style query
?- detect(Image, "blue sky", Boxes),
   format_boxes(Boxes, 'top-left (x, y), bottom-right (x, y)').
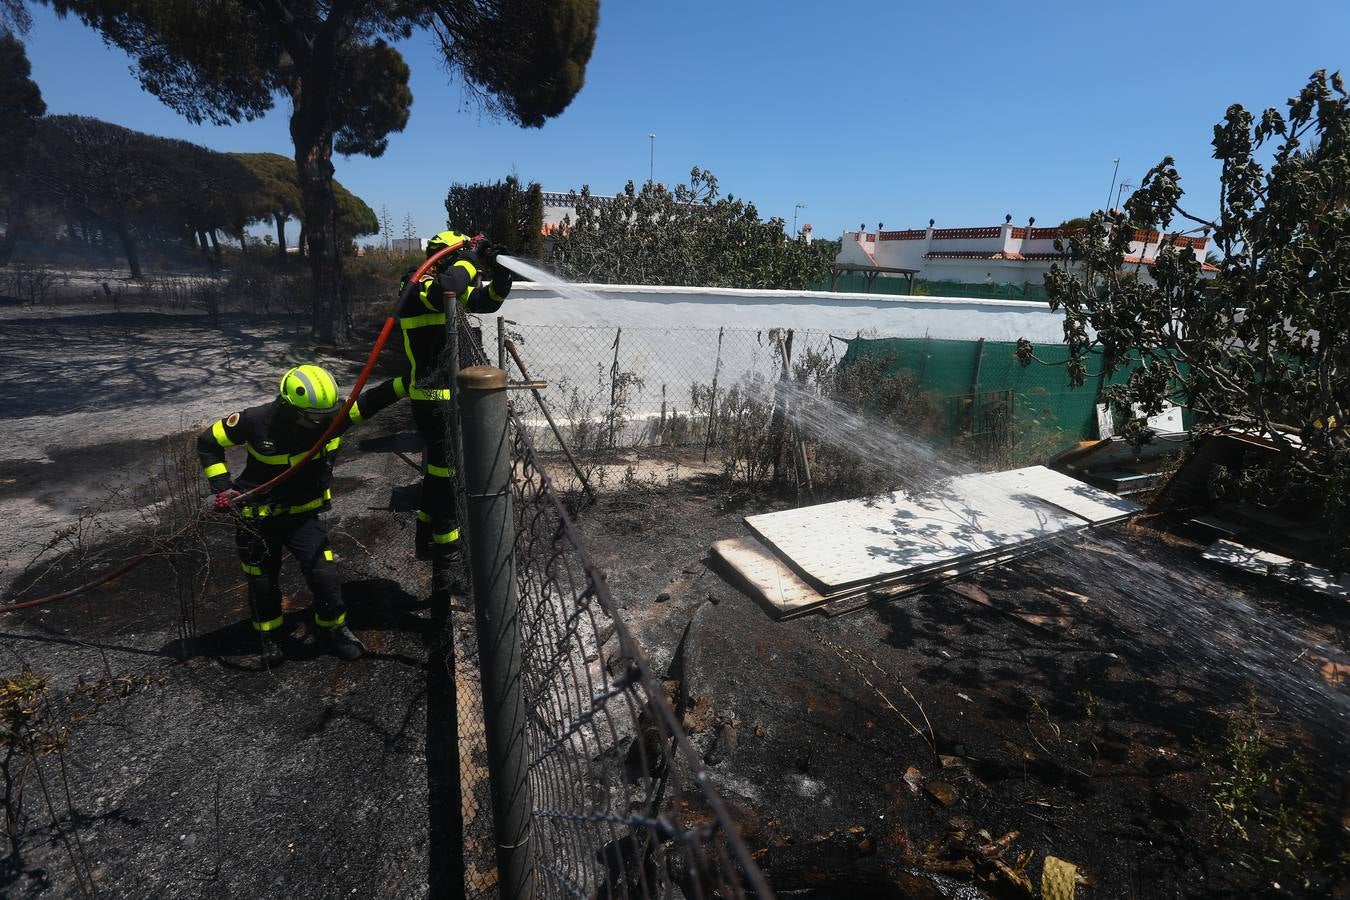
top-left (20, 1), bottom-right (1350, 244)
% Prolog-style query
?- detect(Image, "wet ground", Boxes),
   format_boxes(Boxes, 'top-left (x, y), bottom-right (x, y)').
top-left (1, 298), bottom-right (1347, 897)
top-left (569, 456), bottom-right (1350, 898)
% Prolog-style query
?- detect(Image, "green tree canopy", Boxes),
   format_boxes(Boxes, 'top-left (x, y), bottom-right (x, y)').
top-left (444, 175), bottom-right (544, 258)
top-left (333, 181), bottom-right (378, 243)
top-left (18, 114), bottom-right (262, 273)
top-left (232, 152), bottom-right (303, 260)
top-left (549, 168), bottom-right (839, 291)
top-left (41, 0), bottom-right (599, 341)
top-left (1022, 70), bottom-right (1350, 564)
top-left (0, 33), bottom-right (44, 264)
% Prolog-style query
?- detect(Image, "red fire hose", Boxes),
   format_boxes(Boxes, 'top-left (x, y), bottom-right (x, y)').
top-left (1, 240), bottom-right (467, 613)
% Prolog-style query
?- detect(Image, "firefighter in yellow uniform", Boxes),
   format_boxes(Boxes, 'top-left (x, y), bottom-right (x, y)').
top-left (197, 364), bottom-right (398, 666)
top-left (360, 230), bottom-right (513, 600)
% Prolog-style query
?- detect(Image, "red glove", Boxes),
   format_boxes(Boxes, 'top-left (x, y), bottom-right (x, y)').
top-left (214, 488), bottom-right (242, 512)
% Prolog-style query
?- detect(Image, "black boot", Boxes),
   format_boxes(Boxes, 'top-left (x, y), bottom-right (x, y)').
top-left (431, 558), bottom-right (463, 603)
top-left (316, 622), bottom-right (365, 661)
top-left (257, 632), bottom-right (286, 667)
top-left (415, 518), bottom-right (433, 561)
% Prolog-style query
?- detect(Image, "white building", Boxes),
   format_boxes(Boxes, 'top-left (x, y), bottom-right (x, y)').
top-left (391, 237), bottom-right (425, 253)
top-left (542, 190), bottom-right (615, 237)
top-left (837, 220), bottom-right (1216, 287)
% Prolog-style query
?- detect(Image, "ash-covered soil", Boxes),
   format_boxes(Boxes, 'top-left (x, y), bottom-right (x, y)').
top-left (0, 300), bottom-right (462, 897)
top-left (0, 399), bottom-right (467, 898)
top-left (2, 291), bottom-right (1347, 898)
top-left (569, 455), bottom-right (1350, 899)
top-left (0, 306), bottom-right (397, 590)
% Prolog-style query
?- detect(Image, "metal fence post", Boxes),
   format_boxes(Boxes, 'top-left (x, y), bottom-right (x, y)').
top-left (456, 364), bottom-right (534, 900)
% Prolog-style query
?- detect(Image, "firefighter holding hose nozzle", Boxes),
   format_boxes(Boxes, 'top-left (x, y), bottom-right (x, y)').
top-left (357, 230), bottom-right (514, 603)
top-left (198, 364), bottom-right (399, 666)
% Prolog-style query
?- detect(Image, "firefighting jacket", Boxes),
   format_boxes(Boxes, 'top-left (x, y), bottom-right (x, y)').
top-left (394, 249), bottom-right (513, 401)
top-left (196, 382), bottom-right (395, 517)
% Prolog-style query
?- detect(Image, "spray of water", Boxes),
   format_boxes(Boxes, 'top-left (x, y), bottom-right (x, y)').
top-left (498, 256), bottom-right (609, 304)
top-left (751, 371), bottom-right (1350, 735)
top-left (493, 262), bottom-right (1349, 738)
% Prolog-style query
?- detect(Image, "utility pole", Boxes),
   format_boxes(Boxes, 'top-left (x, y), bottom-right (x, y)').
top-left (1106, 158), bottom-right (1121, 212)
top-left (793, 203), bottom-right (806, 237)
top-left (648, 133), bottom-right (656, 185)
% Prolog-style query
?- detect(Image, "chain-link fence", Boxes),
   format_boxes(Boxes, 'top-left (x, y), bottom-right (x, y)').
top-left (447, 312), bottom-right (772, 900)
top-left (489, 322), bottom-right (1132, 464)
top-left (497, 323), bottom-right (839, 453)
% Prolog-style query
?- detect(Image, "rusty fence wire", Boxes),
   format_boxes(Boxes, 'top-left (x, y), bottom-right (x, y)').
top-left (449, 314), bottom-right (773, 899)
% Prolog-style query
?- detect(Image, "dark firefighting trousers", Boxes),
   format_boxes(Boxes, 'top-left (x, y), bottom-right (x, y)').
top-left (235, 513), bottom-right (346, 632)
top-left (411, 398), bottom-right (460, 561)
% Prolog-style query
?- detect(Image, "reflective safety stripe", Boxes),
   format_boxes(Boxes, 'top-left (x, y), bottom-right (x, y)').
top-left (282, 491), bottom-right (331, 515)
top-left (348, 403), bottom-right (364, 425)
top-left (253, 615), bottom-right (284, 632)
top-left (314, 610), bottom-right (346, 628)
top-left (241, 562), bottom-right (263, 576)
top-left (409, 386), bottom-right (453, 401)
top-left (393, 377), bottom-right (409, 399)
top-left (399, 312), bottom-right (447, 330)
top-left (488, 282), bottom-right (508, 303)
top-left (212, 420), bottom-right (237, 448)
top-left (432, 528), bottom-right (460, 544)
top-left (247, 442), bottom-right (338, 467)
top-left (323, 549), bottom-right (334, 562)
top-left (247, 443), bottom-right (290, 466)
top-left (427, 463), bottom-right (452, 478)
top-left (418, 279), bottom-right (438, 313)
top-left (238, 488), bottom-right (332, 518)
top-left (203, 462), bottom-right (228, 479)
top-left (416, 510), bottom-right (431, 523)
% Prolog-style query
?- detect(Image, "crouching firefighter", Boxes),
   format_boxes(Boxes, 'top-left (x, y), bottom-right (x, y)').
top-left (197, 364), bottom-right (398, 665)
top-left (360, 230), bottom-right (514, 602)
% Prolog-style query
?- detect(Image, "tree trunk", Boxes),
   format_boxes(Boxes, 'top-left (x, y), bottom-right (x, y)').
top-left (291, 71), bottom-right (343, 344)
top-left (0, 226), bottom-right (17, 268)
top-left (196, 228), bottom-right (214, 270)
top-left (115, 222), bottom-right (143, 279)
top-left (274, 213), bottom-right (288, 264)
top-left (208, 229), bottom-right (222, 268)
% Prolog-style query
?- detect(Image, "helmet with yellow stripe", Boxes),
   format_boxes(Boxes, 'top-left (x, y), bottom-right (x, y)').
top-left (279, 365), bottom-right (341, 417)
top-left (426, 229), bottom-right (474, 257)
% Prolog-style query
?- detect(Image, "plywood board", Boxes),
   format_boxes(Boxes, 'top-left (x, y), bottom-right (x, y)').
top-left (1203, 539), bottom-right (1350, 601)
top-left (714, 534), bottom-right (1059, 619)
top-left (711, 538), bottom-right (825, 616)
top-left (821, 546), bottom-right (1039, 618)
top-left (744, 468), bottom-right (1093, 593)
top-left (981, 466), bottom-right (1141, 524)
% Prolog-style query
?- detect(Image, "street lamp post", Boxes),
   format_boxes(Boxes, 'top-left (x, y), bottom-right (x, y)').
top-left (648, 133), bottom-right (655, 185)
top-left (1106, 157), bottom-right (1121, 212)
top-left (793, 203), bottom-right (806, 237)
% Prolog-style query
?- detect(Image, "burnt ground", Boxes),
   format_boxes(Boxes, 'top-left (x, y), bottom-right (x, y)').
top-left (1, 297), bottom-right (1347, 898)
top-left (566, 454), bottom-right (1350, 899)
top-left (0, 401), bottom-right (472, 899)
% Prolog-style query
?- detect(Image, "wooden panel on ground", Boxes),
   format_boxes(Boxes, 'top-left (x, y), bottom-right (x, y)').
top-left (980, 466), bottom-right (1141, 524)
top-left (822, 545), bottom-right (1042, 618)
top-left (1202, 539), bottom-right (1350, 601)
top-left (714, 534), bottom-right (1060, 620)
top-left (744, 466), bottom-right (1134, 594)
top-left (710, 537), bottom-right (825, 617)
